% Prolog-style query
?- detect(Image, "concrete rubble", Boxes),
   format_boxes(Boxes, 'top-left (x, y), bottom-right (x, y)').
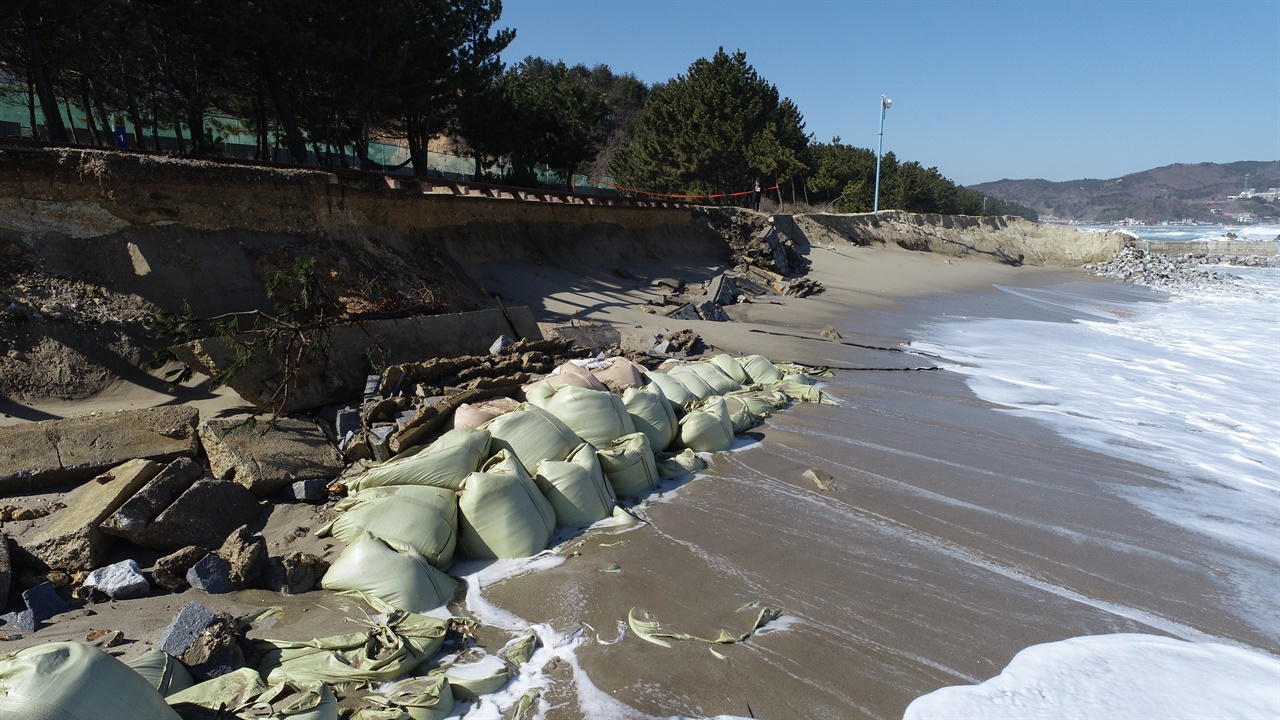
top-left (200, 418), bottom-right (344, 496)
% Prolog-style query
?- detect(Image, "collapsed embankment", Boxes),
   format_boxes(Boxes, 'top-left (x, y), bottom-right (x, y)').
top-left (0, 147), bottom-right (1126, 405)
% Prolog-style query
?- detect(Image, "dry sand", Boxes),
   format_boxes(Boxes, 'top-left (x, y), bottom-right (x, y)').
top-left (6, 238), bottom-right (1252, 718)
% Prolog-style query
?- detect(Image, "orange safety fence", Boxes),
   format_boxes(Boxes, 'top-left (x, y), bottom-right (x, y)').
top-left (574, 175), bottom-right (779, 200)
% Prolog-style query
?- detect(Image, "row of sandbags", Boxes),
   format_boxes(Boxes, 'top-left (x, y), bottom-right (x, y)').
top-left (314, 354), bottom-right (829, 615)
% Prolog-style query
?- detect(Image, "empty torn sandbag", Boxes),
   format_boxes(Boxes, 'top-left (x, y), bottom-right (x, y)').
top-left (728, 388), bottom-right (789, 418)
top-left (256, 610), bottom-right (448, 687)
top-left (352, 674), bottom-right (453, 720)
top-left (655, 449), bottom-right (707, 479)
top-left (622, 383), bottom-right (679, 453)
top-left (678, 396), bottom-right (735, 453)
top-left (740, 354), bottom-right (784, 385)
top-left (126, 648), bottom-right (196, 697)
top-left (0, 641), bottom-right (182, 720)
top-left (528, 384), bottom-right (636, 450)
top-left (627, 604), bottom-right (783, 648)
top-left (643, 370), bottom-right (698, 408)
top-left (345, 426), bottom-right (491, 493)
top-left (457, 450), bottom-right (557, 559)
top-left (321, 532), bottom-right (459, 613)
top-left (166, 667), bottom-right (338, 720)
top-left (319, 484), bottom-right (458, 567)
top-left (597, 432), bottom-right (660, 498)
top-left (482, 404), bottom-right (582, 475)
top-left (534, 443), bottom-right (617, 526)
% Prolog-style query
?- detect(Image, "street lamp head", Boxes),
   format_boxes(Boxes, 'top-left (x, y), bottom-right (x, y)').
top-left (882, 96), bottom-right (892, 110)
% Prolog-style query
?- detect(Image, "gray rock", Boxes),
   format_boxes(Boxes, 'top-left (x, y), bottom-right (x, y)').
top-left (364, 374), bottom-right (383, 397)
top-left (152, 546), bottom-right (207, 592)
top-left (0, 406), bottom-right (199, 494)
top-left (1, 609), bottom-right (35, 634)
top-left (282, 479), bottom-right (327, 502)
top-left (335, 408), bottom-right (360, 438)
top-left (22, 581), bottom-right (68, 623)
top-left (84, 559), bottom-right (150, 600)
top-left (159, 601), bottom-right (217, 657)
top-left (369, 424), bottom-right (395, 462)
top-left (186, 554), bottom-right (235, 595)
top-left (200, 418), bottom-right (343, 496)
top-left (215, 526), bottom-right (266, 589)
top-left (489, 335), bottom-right (516, 355)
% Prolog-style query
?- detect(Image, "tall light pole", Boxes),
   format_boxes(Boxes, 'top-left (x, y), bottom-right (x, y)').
top-left (873, 94), bottom-right (892, 213)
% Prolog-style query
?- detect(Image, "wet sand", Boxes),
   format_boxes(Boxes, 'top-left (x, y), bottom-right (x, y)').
top-left (475, 248), bottom-right (1279, 718)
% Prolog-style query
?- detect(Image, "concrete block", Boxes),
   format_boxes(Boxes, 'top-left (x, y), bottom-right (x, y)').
top-left (363, 375), bottom-right (383, 397)
top-left (335, 408), bottom-right (360, 438)
top-left (22, 581), bottom-right (69, 622)
top-left (1, 609), bottom-right (35, 634)
top-left (84, 559), bottom-right (150, 600)
top-left (159, 601), bottom-right (217, 657)
top-left (27, 458), bottom-right (162, 571)
top-left (186, 554), bottom-right (235, 595)
top-left (369, 424), bottom-right (395, 462)
top-left (200, 418), bottom-right (343, 496)
top-left (0, 406), bottom-right (199, 494)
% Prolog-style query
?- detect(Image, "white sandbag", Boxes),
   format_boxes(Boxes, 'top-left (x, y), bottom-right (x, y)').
top-left (677, 396), bottom-right (735, 452)
top-left (709, 354), bottom-right (751, 385)
top-left (482, 404), bottom-right (582, 475)
top-left (457, 450), bottom-right (557, 559)
top-left (591, 357), bottom-right (647, 391)
top-left (0, 641), bottom-right (181, 720)
top-left (534, 443), bottom-right (616, 526)
top-left (597, 432), bottom-right (659, 498)
top-left (666, 365), bottom-right (718, 400)
top-left (741, 354), bottom-right (784, 385)
top-left (622, 383), bottom-right (678, 452)
top-left (450, 398), bottom-right (518, 430)
top-left (644, 370), bottom-right (698, 408)
top-left (532, 384), bottom-right (635, 449)
top-left (723, 395), bottom-right (764, 433)
top-left (682, 361), bottom-right (742, 395)
top-left (322, 532), bottom-right (459, 613)
top-left (320, 484), bottom-right (458, 567)
top-left (126, 648), bottom-right (195, 697)
top-left (347, 426), bottom-right (491, 492)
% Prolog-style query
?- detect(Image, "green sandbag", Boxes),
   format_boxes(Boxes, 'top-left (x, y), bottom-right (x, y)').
top-left (257, 610), bottom-right (447, 688)
top-left (644, 371), bottom-right (697, 408)
top-left (166, 667), bottom-right (338, 720)
top-left (709, 354), bottom-right (751, 385)
top-left (352, 675), bottom-right (453, 720)
top-left (348, 426), bottom-right (491, 492)
top-left (482, 404), bottom-right (582, 475)
top-left (528, 384), bottom-right (636, 450)
top-left (783, 372), bottom-right (816, 386)
top-left (458, 450), bottom-right (557, 559)
top-left (0, 641), bottom-right (181, 720)
top-left (656, 448), bottom-right (707, 478)
top-left (681, 362), bottom-right (742, 395)
top-left (321, 532), bottom-right (459, 613)
top-left (320, 484), bottom-right (458, 567)
top-left (534, 443), bottom-right (616, 526)
top-left (723, 395), bottom-right (764, 433)
top-left (665, 365), bottom-right (718, 400)
top-left (678, 396), bottom-right (735, 452)
top-left (434, 654), bottom-right (512, 701)
top-left (597, 432), bottom-right (659, 497)
top-left (741, 355), bottom-right (784, 385)
top-left (622, 383), bottom-right (678, 453)
top-left (126, 648), bottom-right (195, 697)
top-left (775, 379), bottom-right (835, 405)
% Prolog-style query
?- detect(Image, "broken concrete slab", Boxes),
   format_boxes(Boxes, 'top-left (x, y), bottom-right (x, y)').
top-left (543, 323), bottom-right (622, 352)
top-left (200, 418), bottom-right (343, 496)
top-left (27, 458), bottom-right (163, 571)
top-left (0, 407), bottom-right (199, 494)
top-left (695, 301), bottom-right (732, 322)
top-left (99, 457), bottom-right (204, 540)
top-left (663, 304), bottom-right (701, 322)
top-left (84, 559), bottom-right (150, 600)
top-left (171, 306), bottom-right (543, 414)
top-left (102, 470), bottom-right (262, 552)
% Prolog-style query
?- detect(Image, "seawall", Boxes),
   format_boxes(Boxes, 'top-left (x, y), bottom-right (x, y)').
top-left (1138, 240), bottom-right (1279, 257)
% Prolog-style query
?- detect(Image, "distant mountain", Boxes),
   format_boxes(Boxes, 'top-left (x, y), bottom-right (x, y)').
top-left (970, 161), bottom-right (1280, 223)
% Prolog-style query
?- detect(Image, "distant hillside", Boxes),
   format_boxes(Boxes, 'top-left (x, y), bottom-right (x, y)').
top-left (971, 161), bottom-right (1280, 223)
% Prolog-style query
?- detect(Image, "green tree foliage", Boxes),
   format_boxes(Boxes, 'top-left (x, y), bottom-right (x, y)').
top-left (491, 58), bottom-right (607, 188)
top-left (612, 48), bottom-right (808, 198)
top-left (806, 138), bottom-right (1037, 219)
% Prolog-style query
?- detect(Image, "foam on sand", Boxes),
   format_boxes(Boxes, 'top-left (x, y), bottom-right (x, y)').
top-left (905, 633), bottom-right (1280, 719)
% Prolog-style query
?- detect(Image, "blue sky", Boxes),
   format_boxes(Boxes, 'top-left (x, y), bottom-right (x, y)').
top-left (497, 0), bottom-right (1280, 186)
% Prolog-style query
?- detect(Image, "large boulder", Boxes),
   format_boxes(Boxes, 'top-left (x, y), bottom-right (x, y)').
top-left (0, 407), bottom-right (199, 493)
top-left (200, 418), bottom-right (343, 496)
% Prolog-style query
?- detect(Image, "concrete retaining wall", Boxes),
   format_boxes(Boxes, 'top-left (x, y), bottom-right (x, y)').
top-left (1138, 241), bottom-right (1279, 256)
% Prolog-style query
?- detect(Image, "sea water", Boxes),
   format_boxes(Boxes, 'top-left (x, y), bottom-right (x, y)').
top-left (907, 226), bottom-right (1280, 717)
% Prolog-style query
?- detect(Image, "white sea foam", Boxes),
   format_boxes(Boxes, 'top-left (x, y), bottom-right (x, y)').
top-left (904, 633), bottom-right (1280, 719)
